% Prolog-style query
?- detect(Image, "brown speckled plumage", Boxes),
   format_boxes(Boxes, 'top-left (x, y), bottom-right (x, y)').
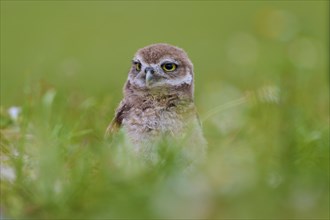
top-left (106, 43), bottom-right (206, 163)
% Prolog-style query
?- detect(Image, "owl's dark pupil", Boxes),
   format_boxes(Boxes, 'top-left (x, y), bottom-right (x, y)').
top-left (165, 63), bottom-right (175, 70)
top-left (165, 64), bottom-right (173, 69)
top-left (162, 63), bottom-right (177, 72)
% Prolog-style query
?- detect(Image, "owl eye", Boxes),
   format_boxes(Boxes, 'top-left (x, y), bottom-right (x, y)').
top-left (162, 63), bottom-right (177, 72)
top-left (133, 61), bottom-right (142, 72)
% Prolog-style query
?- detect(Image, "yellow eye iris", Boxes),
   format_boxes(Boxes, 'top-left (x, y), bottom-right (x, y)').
top-left (162, 63), bottom-right (177, 72)
top-left (134, 62), bottom-right (141, 71)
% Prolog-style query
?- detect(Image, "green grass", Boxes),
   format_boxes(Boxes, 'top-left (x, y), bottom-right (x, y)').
top-left (1, 1), bottom-right (329, 219)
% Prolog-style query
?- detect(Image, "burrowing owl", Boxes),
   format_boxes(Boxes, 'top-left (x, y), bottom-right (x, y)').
top-left (106, 43), bottom-right (206, 164)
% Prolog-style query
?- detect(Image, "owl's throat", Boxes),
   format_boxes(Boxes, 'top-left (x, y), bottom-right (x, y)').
top-left (126, 79), bottom-right (193, 101)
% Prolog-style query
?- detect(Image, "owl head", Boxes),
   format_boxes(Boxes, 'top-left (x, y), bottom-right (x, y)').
top-left (125, 43), bottom-right (194, 98)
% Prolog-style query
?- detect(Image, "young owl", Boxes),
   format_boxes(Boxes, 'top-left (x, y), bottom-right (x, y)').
top-left (106, 43), bottom-right (206, 164)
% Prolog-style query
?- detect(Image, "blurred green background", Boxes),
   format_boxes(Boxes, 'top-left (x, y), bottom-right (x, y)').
top-left (1, 1), bottom-right (329, 219)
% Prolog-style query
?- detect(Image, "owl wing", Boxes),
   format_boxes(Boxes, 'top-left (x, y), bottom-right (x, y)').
top-left (105, 100), bottom-right (131, 137)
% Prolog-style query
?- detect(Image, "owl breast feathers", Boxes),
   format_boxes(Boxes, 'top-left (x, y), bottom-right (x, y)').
top-left (106, 43), bottom-right (206, 164)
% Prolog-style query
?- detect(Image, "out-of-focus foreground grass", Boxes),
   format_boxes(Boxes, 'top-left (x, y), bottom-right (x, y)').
top-left (1, 1), bottom-right (329, 219)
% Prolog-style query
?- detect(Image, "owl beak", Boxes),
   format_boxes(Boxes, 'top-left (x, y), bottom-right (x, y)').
top-left (145, 67), bottom-right (155, 87)
top-left (146, 71), bottom-right (153, 87)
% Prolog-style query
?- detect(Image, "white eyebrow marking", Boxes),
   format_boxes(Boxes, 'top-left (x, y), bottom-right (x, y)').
top-left (159, 57), bottom-right (179, 65)
top-left (135, 55), bottom-right (148, 66)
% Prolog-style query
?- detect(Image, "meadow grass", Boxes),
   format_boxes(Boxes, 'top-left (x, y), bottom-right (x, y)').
top-left (1, 78), bottom-right (328, 218)
top-left (1, 1), bottom-right (329, 219)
